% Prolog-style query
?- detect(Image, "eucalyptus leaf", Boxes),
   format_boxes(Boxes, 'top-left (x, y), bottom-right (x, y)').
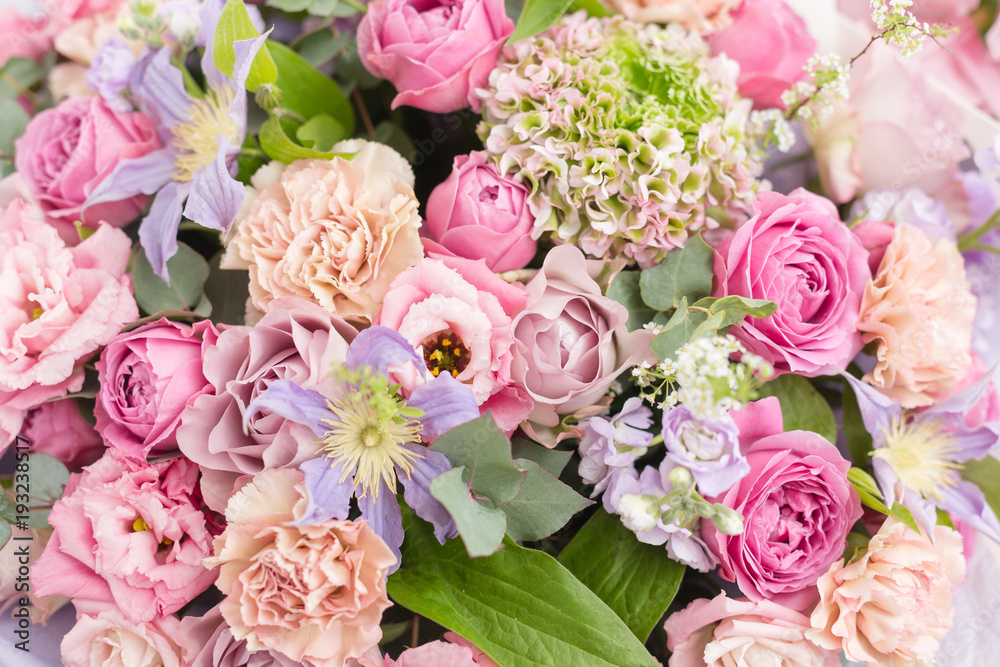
top-left (297, 29), bottom-right (351, 68)
top-left (0, 98), bottom-right (29, 168)
top-left (499, 461), bottom-right (592, 542)
top-left (649, 301), bottom-right (709, 362)
top-left (707, 295), bottom-right (778, 329)
top-left (0, 491), bottom-right (16, 525)
top-left (607, 271), bottom-right (657, 332)
top-left (213, 0), bottom-right (278, 92)
top-left (132, 242), bottom-right (212, 316)
top-left (0, 522), bottom-right (9, 551)
top-left (25, 453), bottom-right (70, 530)
top-left (269, 41), bottom-right (354, 134)
top-left (639, 234), bottom-right (714, 312)
top-left (430, 414), bottom-right (527, 506)
top-left (757, 375), bottom-right (837, 444)
top-left (510, 438), bottom-right (572, 477)
top-left (429, 467), bottom-right (507, 557)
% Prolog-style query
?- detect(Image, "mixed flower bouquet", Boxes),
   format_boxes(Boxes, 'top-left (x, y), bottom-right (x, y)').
top-left (1, 0), bottom-right (1000, 664)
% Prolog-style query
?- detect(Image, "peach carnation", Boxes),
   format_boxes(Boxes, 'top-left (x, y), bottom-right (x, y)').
top-left (206, 468), bottom-right (396, 666)
top-left (230, 140), bottom-right (423, 322)
top-left (808, 519), bottom-right (966, 667)
top-left (857, 224), bottom-right (976, 407)
top-left (599, 0), bottom-right (738, 30)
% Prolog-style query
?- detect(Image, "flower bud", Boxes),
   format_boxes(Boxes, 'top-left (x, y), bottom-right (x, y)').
top-left (618, 494), bottom-right (659, 533)
top-left (711, 505), bottom-right (745, 536)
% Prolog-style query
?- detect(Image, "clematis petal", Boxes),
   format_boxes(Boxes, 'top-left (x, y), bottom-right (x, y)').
top-left (358, 487), bottom-right (404, 573)
top-left (940, 480), bottom-right (1000, 545)
top-left (131, 46), bottom-right (192, 132)
top-left (244, 379), bottom-right (332, 438)
top-left (138, 180), bottom-right (188, 281)
top-left (407, 372), bottom-right (480, 440)
top-left (346, 326), bottom-right (427, 375)
top-left (843, 373), bottom-right (901, 448)
top-left (399, 443), bottom-right (458, 543)
top-left (183, 135), bottom-right (245, 233)
top-left (84, 148), bottom-right (176, 209)
top-left (291, 457), bottom-right (355, 526)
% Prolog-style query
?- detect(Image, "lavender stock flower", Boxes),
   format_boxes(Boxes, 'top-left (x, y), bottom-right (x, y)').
top-left (662, 405), bottom-right (749, 497)
top-left (577, 397), bottom-right (655, 512)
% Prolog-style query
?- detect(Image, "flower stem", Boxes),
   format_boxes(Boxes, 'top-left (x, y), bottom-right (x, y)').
top-left (958, 209), bottom-right (1000, 252)
top-left (352, 88), bottom-right (376, 139)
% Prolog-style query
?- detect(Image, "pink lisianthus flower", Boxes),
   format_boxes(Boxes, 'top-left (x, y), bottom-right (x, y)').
top-left (21, 398), bottom-right (105, 469)
top-left (0, 199), bottom-right (138, 456)
top-left (31, 451), bottom-right (220, 624)
top-left (206, 468), bottom-right (396, 667)
top-left (375, 256), bottom-right (532, 434)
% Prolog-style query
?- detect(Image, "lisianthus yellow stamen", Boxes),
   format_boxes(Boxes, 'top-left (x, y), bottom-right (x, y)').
top-left (171, 85), bottom-right (240, 182)
top-left (873, 417), bottom-right (962, 502)
top-left (320, 391), bottom-right (423, 498)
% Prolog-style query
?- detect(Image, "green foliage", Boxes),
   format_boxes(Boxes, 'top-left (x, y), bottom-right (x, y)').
top-left (508, 0), bottom-right (576, 43)
top-left (132, 242), bottom-right (212, 316)
top-left (0, 58), bottom-right (44, 99)
top-left (296, 114), bottom-right (349, 152)
top-left (0, 98), bottom-right (29, 177)
top-left (387, 517), bottom-right (660, 667)
top-left (649, 296), bottom-right (776, 362)
top-left (267, 0), bottom-right (362, 16)
top-left (203, 252), bottom-right (251, 325)
top-left (214, 0), bottom-right (278, 93)
top-left (269, 41), bottom-right (354, 134)
top-left (841, 374), bottom-right (874, 465)
top-left (639, 235), bottom-right (714, 312)
top-left (259, 115), bottom-right (354, 163)
top-left (558, 510), bottom-right (685, 641)
top-left (757, 375), bottom-right (837, 444)
top-left (962, 455), bottom-right (1000, 523)
top-left (607, 271), bottom-right (657, 332)
top-left (847, 467), bottom-right (920, 533)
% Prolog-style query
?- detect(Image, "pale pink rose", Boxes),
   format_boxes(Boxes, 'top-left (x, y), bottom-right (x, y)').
top-left (664, 593), bottom-right (840, 667)
top-left (232, 139), bottom-right (423, 322)
top-left (808, 519), bottom-right (966, 667)
top-left (601, 0), bottom-right (738, 30)
top-left (375, 257), bottom-right (532, 433)
top-left (186, 606), bottom-right (303, 667)
top-left (0, 518), bottom-right (70, 624)
top-left (61, 609), bottom-right (193, 667)
top-left (176, 299), bottom-right (357, 513)
top-left (509, 245), bottom-right (655, 445)
top-left (206, 468), bottom-right (396, 667)
top-left (0, 200), bottom-right (138, 458)
top-left (22, 398), bottom-right (105, 469)
top-left (31, 451), bottom-right (220, 624)
top-left (707, 0), bottom-right (815, 110)
top-left (858, 224), bottom-right (976, 407)
top-left (357, 0), bottom-right (514, 113)
top-left (95, 318), bottom-right (219, 461)
top-left (0, 8), bottom-right (52, 66)
top-left (808, 43), bottom-right (969, 204)
top-left (15, 96), bottom-right (161, 234)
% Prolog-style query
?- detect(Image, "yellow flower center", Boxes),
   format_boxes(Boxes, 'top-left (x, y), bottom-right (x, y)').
top-left (171, 86), bottom-right (240, 182)
top-left (131, 516), bottom-right (173, 547)
top-left (872, 417), bottom-right (962, 502)
top-left (423, 334), bottom-right (470, 379)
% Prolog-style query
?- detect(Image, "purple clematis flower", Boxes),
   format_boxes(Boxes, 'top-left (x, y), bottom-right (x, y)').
top-left (845, 372), bottom-right (1000, 542)
top-left (246, 326), bottom-right (481, 570)
top-left (84, 17), bottom-right (263, 280)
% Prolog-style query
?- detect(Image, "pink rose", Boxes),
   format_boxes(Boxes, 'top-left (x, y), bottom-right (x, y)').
top-left (808, 520), bottom-right (966, 666)
top-left (95, 318), bottom-right (219, 461)
top-left (22, 398), bottom-right (105, 469)
top-left (15, 96), bottom-right (161, 237)
top-left (31, 451), bottom-right (220, 624)
top-left (0, 199), bottom-right (138, 455)
top-left (61, 609), bottom-right (194, 667)
top-left (375, 256), bottom-right (533, 433)
top-left (186, 606), bottom-right (302, 667)
top-left (423, 151), bottom-right (537, 273)
top-left (509, 245), bottom-right (655, 445)
top-left (702, 398), bottom-right (863, 609)
top-left (206, 468), bottom-right (396, 667)
top-left (357, 0), bottom-right (514, 113)
top-left (858, 225), bottom-right (976, 407)
top-left (851, 218), bottom-right (894, 276)
top-left (707, 0), bottom-right (816, 110)
top-left (600, 0), bottom-right (739, 30)
top-left (713, 189), bottom-right (870, 377)
top-left (176, 299), bottom-right (357, 512)
top-left (664, 593), bottom-right (840, 667)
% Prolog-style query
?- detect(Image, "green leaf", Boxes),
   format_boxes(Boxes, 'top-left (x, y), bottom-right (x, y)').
top-left (296, 29), bottom-right (352, 68)
top-left (430, 468), bottom-right (507, 557)
top-left (566, 0), bottom-right (611, 14)
top-left (296, 113), bottom-right (348, 152)
top-left (508, 0), bottom-right (575, 44)
top-left (558, 510), bottom-right (685, 641)
top-left (259, 115), bottom-right (355, 163)
top-left (607, 271), bottom-right (658, 332)
top-left (962, 455), bottom-right (1000, 522)
top-left (25, 453), bottom-right (70, 530)
top-left (757, 375), bottom-right (837, 443)
top-left (430, 414), bottom-right (527, 505)
top-left (499, 461), bottom-right (592, 542)
top-left (847, 467), bottom-right (882, 500)
top-left (379, 621), bottom-right (410, 646)
top-left (236, 135), bottom-right (266, 184)
top-left (842, 376), bottom-right (873, 465)
top-left (269, 41), bottom-right (354, 134)
top-left (203, 252), bottom-right (251, 325)
top-left (213, 0), bottom-right (278, 92)
top-left (388, 518), bottom-right (660, 667)
top-left (0, 521), bottom-right (9, 551)
top-left (511, 438), bottom-right (572, 477)
top-left (706, 295), bottom-right (778, 329)
top-left (889, 502), bottom-right (920, 534)
top-left (0, 490), bottom-right (16, 524)
top-left (0, 58), bottom-right (44, 99)
top-left (848, 469), bottom-right (920, 533)
top-left (266, 0), bottom-right (312, 10)
top-left (639, 234), bottom-right (714, 312)
top-left (132, 242), bottom-right (212, 316)
top-left (649, 300), bottom-right (709, 362)
top-left (0, 98), bottom-right (29, 174)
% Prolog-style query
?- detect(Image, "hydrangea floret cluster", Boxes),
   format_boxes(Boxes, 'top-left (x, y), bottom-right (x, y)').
top-left (476, 11), bottom-right (765, 268)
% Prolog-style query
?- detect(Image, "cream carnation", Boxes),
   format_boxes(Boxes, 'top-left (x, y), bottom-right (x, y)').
top-left (858, 224), bottom-right (976, 407)
top-left (231, 139), bottom-right (423, 322)
top-left (808, 519), bottom-right (966, 667)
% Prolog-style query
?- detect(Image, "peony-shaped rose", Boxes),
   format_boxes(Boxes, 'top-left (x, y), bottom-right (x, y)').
top-left (509, 245), bottom-right (655, 444)
top-left (664, 593), bottom-right (840, 667)
top-left (22, 398), bottom-right (104, 469)
top-left (15, 96), bottom-right (160, 236)
top-left (31, 451), bottom-right (219, 624)
top-left (357, 0), bottom-right (514, 113)
top-left (713, 189), bottom-right (870, 377)
top-left (375, 256), bottom-right (532, 433)
top-left (702, 397), bottom-right (862, 609)
top-left (187, 606), bottom-right (303, 667)
top-left (423, 151), bottom-right (537, 273)
top-left (0, 199), bottom-right (137, 455)
top-left (230, 140), bottom-right (423, 322)
top-left (808, 519), bottom-right (966, 666)
top-left (95, 318), bottom-right (219, 460)
top-left (61, 609), bottom-right (193, 667)
top-left (600, 0), bottom-right (738, 30)
top-left (858, 224), bottom-right (976, 407)
top-left (707, 0), bottom-right (815, 109)
top-left (176, 299), bottom-right (357, 512)
top-left (206, 468), bottom-right (396, 667)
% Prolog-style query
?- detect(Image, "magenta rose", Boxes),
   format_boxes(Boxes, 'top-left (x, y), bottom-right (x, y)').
top-left (22, 398), bottom-right (104, 469)
top-left (15, 96), bottom-right (160, 238)
top-left (424, 151), bottom-right (537, 273)
top-left (713, 188), bottom-right (870, 377)
top-left (176, 298), bottom-right (357, 512)
top-left (707, 0), bottom-right (816, 110)
top-left (509, 245), bottom-right (655, 445)
top-left (701, 398), bottom-right (862, 609)
top-left (357, 0), bottom-right (514, 113)
top-left (31, 450), bottom-right (220, 624)
top-left (95, 318), bottom-right (220, 461)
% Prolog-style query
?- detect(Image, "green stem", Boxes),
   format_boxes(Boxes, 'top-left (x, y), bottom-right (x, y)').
top-left (241, 147), bottom-right (268, 161)
top-left (958, 208), bottom-right (1000, 252)
top-left (648, 434), bottom-right (664, 447)
top-left (341, 0), bottom-right (367, 12)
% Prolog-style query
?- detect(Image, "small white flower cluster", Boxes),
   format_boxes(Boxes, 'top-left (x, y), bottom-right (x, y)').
top-left (632, 335), bottom-right (773, 419)
top-left (749, 109), bottom-right (796, 155)
top-left (781, 54), bottom-right (850, 128)
top-left (871, 0), bottom-right (931, 57)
